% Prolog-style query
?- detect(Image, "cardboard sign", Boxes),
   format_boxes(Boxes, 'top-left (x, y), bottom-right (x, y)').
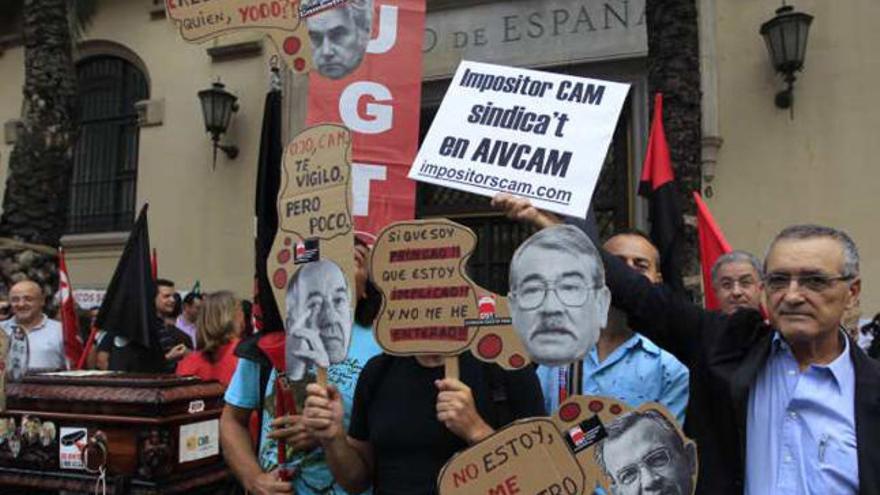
top-left (408, 60), bottom-right (630, 218)
top-left (164, 0), bottom-right (313, 72)
top-left (438, 418), bottom-right (586, 495)
top-left (438, 396), bottom-right (698, 495)
top-left (266, 124), bottom-right (355, 381)
top-left (551, 396), bottom-right (698, 495)
top-left (371, 219), bottom-right (530, 369)
top-left (507, 224), bottom-right (610, 367)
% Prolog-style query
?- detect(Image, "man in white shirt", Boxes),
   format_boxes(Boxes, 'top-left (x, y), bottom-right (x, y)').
top-left (1, 280), bottom-right (66, 370)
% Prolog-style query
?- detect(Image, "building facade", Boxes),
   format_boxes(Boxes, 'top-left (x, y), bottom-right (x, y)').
top-left (0, 0), bottom-right (877, 313)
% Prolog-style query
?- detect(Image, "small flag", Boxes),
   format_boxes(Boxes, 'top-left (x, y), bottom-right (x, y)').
top-left (639, 93), bottom-right (686, 295)
top-left (58, 248), bottom-right (84, 368)
top-left (694, 192), bottom-right (732, 310)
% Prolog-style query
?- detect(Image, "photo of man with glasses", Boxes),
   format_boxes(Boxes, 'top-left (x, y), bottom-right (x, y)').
top-left (595, 409), bottom-right (697, 495)
top-left (285, 260), bottom-right (352, 381)
top-left (509, 224), bottom-right (611, 366)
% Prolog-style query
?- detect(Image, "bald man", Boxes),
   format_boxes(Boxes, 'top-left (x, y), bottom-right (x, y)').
top-left (0, 280), bottom-right (66, 370)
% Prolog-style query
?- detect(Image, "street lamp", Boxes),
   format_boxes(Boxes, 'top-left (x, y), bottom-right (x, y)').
top-left (760, 4), bottom-right (813, 113)
top-left (198, 80), bottom-right (239, 168)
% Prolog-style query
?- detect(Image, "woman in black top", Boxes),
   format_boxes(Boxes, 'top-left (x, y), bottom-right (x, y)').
top-left (302, 352), bottom-right (544, 494)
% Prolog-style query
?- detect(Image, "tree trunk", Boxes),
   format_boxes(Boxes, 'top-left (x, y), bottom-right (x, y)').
top-left (645, 0), bottom-right (702, 300)
top-left (0, 0), bottom-right (78, 301)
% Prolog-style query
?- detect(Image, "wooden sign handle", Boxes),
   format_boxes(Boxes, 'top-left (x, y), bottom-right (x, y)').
top-left (316, 367), bottom-right (328, 387)
top-left (445, 355), bottom-right (459, 380)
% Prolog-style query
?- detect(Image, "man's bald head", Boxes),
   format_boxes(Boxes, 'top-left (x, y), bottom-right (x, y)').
top-left (9, 280), bottom-right (45, 327)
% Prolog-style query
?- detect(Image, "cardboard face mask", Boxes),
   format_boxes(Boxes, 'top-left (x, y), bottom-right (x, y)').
top-left (371, 219), bottom-right (530, 369)
top-left (438, 396), bottom-right (698, 495)
top-left (266, 124), bottom-right (355, 381)
top-left (165, 0), bottom-right (313, 72)
top-left (508, 224), bottom-right (610, 366)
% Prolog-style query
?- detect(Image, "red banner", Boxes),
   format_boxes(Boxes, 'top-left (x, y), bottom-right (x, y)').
top-left (306, 0), bottom-right (424, 239)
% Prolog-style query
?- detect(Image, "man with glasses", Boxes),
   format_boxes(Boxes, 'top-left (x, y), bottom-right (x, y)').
top-left (596, 409), bottom-right (697, 495)
top-left (494, 193), bottom-right (880, 495)
top-left (509, 224), bottom-right (611, 366)
top-left (711, 251), bottom-right (764, 315)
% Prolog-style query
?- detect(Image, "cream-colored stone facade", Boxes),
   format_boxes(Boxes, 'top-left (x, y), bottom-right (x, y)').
top-left (0, 0), bottom-right (877, 313)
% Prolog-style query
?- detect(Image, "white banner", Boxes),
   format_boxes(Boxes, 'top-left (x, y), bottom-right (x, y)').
top-left (408, 60), bottom-right (629, 218)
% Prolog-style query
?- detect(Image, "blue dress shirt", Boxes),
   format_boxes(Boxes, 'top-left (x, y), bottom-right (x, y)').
top-left (745, 332), bottom-right (859, 495)
top-left (537, 332), bottom-right (690, 424)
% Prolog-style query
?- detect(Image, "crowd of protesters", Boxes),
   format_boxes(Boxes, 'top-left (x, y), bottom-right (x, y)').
top-left (2, 194), bottom-right (880, 495)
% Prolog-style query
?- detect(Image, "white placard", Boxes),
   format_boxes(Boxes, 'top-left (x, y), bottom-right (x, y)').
top-left (59, 427), bottom-right (87, 470)
top-left (178, 419), bottom-right (219, 463)
top-left (408, 60), bottom-right (630, 218)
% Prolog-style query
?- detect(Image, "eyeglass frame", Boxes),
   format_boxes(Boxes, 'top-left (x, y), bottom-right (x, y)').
top-left (614, 446), bottom-right (673, 486)
top-left (764, 271), bottom-right (855, 294)
top-left (509, 277), bottom-right (599, 311)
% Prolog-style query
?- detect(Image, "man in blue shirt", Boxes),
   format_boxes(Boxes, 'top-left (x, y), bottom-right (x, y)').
top-left (494, 193), bottom-right (880, 495)
top-left (537, 230), bottom-right (689, 423)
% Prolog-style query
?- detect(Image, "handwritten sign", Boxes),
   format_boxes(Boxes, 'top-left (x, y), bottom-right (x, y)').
top-left (438, 419), bottom-right (586, 495)
top-left (438, 396), bottom-right (698, 495)
top-left (165, 0), bottom-right (313, 72)
top-left (267, 124), bottom-right (355, 379)
top-left (371, 219), bottom-right (529, 369)
top-left (409, 60), bottom-right (629, 218)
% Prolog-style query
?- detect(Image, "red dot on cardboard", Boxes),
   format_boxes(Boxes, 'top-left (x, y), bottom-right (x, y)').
top-left (277, 249), bottom-right (291, 264)
top-left (558, 402), bottom-right (581, 422)
top-left (294, 58), bottom-right (306, 72)
top-left (476, 334), bottom-right (502, 359)
top-left (283, 36), bottom-right (301, 55)
top-left (508, 353), bottom-right (525, 368)
top-left (272, 268), bottom-right (288, 289)
top-left (588, 400), bottom-right (604, 413)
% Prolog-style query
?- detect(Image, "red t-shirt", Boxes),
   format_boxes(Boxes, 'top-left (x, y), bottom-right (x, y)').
top-left (175, 339), bottom-right (240, 386)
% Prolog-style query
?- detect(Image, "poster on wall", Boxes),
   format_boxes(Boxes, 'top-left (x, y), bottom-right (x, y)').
top-left (370, 218), bottom-right (530, 370)
top-left (306, 0), bottom-right (426, 238)
top-left (266, 124), bottom-right (355, 382)
top-left (438, 396), bottom-right (698, 495)
top-left (165, 0), bottom-right (313, 72)
top-left (410, 60), bottom-right (630, 218)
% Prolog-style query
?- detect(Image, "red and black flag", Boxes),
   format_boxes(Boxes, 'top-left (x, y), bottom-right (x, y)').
top-left (694, 192), bottom-right (732, 310)
top-left (253, 73), bottom-right (285, 334)
top-left (639, 93), bottom-right (686, 294)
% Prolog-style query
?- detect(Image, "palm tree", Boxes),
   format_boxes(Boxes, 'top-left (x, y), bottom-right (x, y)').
top-left (645, 0), bottom-right (703, 300)
top-left (0, 0), bottom-right (92, 301)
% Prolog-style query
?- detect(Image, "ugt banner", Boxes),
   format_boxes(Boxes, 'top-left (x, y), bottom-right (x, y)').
top-left (306, 0), bottom-right (425, 239)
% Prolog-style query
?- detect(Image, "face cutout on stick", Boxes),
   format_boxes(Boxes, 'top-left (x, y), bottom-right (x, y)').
top-left (266, 124), bottom-right (354, 381)
top-left (508, 224), bottom-right (610, 366)
top-left (371, 219), bottom-right (530, 369)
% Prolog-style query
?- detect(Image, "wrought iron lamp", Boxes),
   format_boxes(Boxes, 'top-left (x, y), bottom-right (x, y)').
top-left (198, 80), bottom-right (239, 167)
top-left (760, 4), bottom-right (813, 113)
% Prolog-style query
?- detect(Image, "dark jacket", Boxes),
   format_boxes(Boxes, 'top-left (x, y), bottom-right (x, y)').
top-left (603, 251), bottom-right (880, 495)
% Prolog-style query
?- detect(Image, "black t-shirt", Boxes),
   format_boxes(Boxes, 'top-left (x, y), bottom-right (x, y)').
top-left (349, 352), bottom-right (544, 495)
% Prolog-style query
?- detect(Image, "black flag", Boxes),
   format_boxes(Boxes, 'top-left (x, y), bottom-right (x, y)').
top-left (253, 76), bottom-right (285, 334)
top-left (95, 205), bottom-right (164, 370)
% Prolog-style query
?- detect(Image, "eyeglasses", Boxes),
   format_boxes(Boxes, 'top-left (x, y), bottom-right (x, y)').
top-left (511, 279), bottom-right (593, 310)
top-left (616, 447), bottom-right (672, 486)
top-left (765, 272), bottom-right (854, 293)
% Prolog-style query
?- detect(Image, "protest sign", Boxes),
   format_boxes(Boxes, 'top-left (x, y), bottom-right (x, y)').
top-left (266, 124), bottom-right (355, 382)
top-left (370, 219), bottom-right (530, 370)
top-left (409, 60), bottom-right (629, 218)
top-left (438, 418), bottom-right (586, 495)
top-left (307, 0), bottom-right (426, 236)
top-left (438, 396), bottom-right (697, 495)
top-left (508, 225), bottom-right (610, 367)
top-left (164, 0), bottom-right (313, 72)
